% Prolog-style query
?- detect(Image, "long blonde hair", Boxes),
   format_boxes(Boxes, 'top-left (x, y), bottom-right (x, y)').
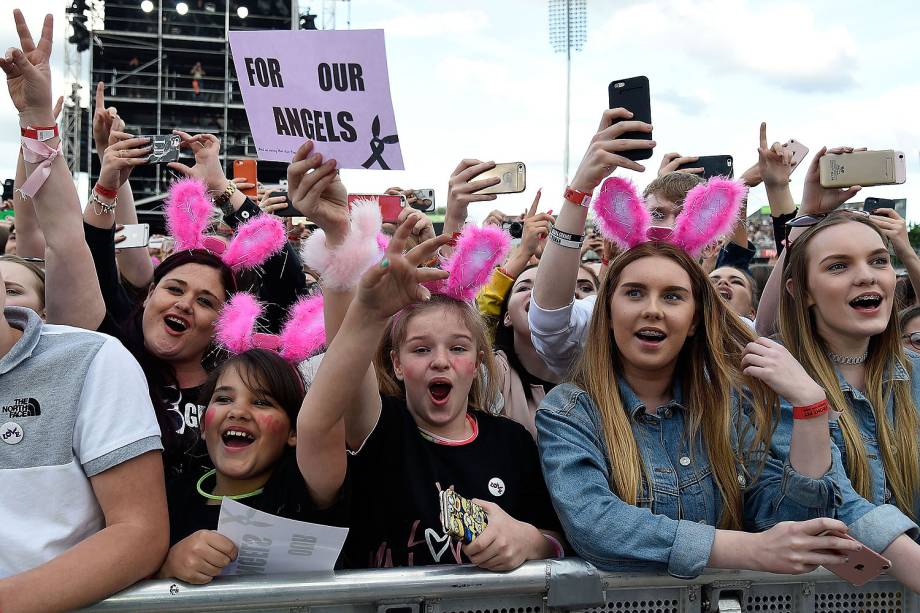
top-left (780, 214), bottom-right (920, 519)
top-left (571, 242), bottom-right (777, 529)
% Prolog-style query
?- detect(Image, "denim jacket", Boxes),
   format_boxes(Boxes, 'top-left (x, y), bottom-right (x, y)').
top-left (770, 353), bottom-right (920, 554)
top-left (535, 380), bottom-right (839, 579)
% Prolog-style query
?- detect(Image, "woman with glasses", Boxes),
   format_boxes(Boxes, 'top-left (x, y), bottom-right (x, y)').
top-left (760, 147), bottom-right (920, 586)
top-left (899, 306), bottom-right (920, 353)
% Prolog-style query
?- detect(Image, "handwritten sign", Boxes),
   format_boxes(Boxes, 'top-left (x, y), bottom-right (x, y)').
top-left (228, 29), bottom-right (403, 170)
top-left (216, 498), bottom-right (348, 575)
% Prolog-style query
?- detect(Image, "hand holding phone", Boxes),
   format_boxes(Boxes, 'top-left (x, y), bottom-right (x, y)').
top-left (265, 190), bottom-right (299, 217)
top-left (820, 531), bottom-right (891, 586)
top-left (142, 134), bottom-right (181, 164)
top-left (474, 163), bottom-right (526, 195)
top-left (233, 159), bottom-right (258, 197)
top-left (348, 193), bottom-right (406, 223)
top-left (863, 197), bottom-right (896, 214)
top-left (781, 139), bottom-right (809, 175)
top-left (676, 155), bottom-right (733, 179)
top-left (820, 150), bottom-right (907, 188)
top-left (440, 490), bottom-right (487, 544)
top-left (114, 223), bottom-right (150, 249)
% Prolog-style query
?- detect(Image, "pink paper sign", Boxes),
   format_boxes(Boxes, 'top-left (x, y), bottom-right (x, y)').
top-left (228, 29), bottom-right (403, 170)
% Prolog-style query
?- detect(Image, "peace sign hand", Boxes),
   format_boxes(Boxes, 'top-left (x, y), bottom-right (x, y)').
top-left (0, 10), bottom-right (54, 123)
top-left (356, 216), bottom-right (450, 321)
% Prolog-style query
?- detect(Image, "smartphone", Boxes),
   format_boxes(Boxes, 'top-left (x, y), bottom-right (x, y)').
top-left (782, 139), bottom-right (809, 174)
top-left (439, 490), bottom-right (488, 544)
top-left (607, 76), bottom-right (653, 162)
top-left (501, 219), bottom-right (524, 239)
top-left (115, 223), bottom-right (150, 249)
top-left (411, 189), bottom-right (436, 212)
top-left (862, 197), bottom-right (895, 214)
top-left (2, 178), bottom-right (13, 201)
top-left (347, 193), bottom-right (407, 223)
top-left (820, 532), bottom-right (891, 587)
top-left (267, 190), bottom-right (300, 217)
top-left (820, 150), bottom-right (907, 188)
top-left (142, 134), bottom-right (181, 164)
top-left (232, 159), bottom-right (258, 197)
top-left (474, 163), bottom-right (526, 195)
top-left (676, 155), bottom-right (734, 179)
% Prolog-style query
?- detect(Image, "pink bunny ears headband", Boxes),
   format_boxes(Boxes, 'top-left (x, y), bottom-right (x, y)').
top-left (165, 178), bottom-right (286, 270)
top-left (424, 225), bottom-right (511, 302)
top-left (215, 293), bottom-right (325, 363)
top-left (592, 176), bottom-right (746, 258)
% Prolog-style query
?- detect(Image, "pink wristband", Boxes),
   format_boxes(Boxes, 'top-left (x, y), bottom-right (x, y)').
top-left (19, 136), bottom-right (62, 198)
top-left (543, 533), bottom-right (564, 559)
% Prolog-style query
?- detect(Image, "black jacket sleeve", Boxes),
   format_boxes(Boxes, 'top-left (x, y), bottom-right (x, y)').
top-left (83, 221), bottom-right (138, 326)
top-left (223, 198), bottom-right (308, 332)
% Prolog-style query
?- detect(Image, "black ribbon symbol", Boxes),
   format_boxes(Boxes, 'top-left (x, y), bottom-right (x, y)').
top-left (361, 115), bottom-right (399, 170)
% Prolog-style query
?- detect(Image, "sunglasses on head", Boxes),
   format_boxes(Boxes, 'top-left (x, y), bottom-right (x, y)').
top-left (785, 209), bottom-right (871, 228)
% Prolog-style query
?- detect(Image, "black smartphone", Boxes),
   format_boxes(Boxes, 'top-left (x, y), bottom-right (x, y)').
top-left (143, 134), bottom-right (181, 164)
top-left (2, 179), bottom-right (13, 201)
top-left (863, 197), bottom-right (895, 214)
top-left (268, 190), bottom-right (300, 217)
top-left (677, 155), bottom-right (734, 179)
top-left (607, 76), bottom-right (652, 162)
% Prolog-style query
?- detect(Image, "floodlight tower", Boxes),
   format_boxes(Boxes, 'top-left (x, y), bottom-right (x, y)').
top-left (548, 0), bottom-right (586, 185)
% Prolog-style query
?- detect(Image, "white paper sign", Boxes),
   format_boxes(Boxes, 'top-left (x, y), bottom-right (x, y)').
top-left (216, 498), bottom-right (348, 576)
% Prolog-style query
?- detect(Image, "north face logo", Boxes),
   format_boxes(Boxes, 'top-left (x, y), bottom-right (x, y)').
top-left (2, 398), bottom-right (41, 418)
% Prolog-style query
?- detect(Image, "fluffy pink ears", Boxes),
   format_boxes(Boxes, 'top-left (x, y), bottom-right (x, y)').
top-left (425, 225), bottom-right (511, 302)
top-left (592, 176), bottom-right (746, 258)
top-left (165, 178), bottom-right (286, 270)
top-left (215, 293), bottom-right (325, 363)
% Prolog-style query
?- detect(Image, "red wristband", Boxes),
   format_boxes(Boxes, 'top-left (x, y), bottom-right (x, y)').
top-left (94, 182), bottom-right (118, 199)
top-left (563, 186), bottom-right (592, 207)
top-left (793, 398), bottom-right (829, 420)
top-left (21, 124), bottom-right (59, 141)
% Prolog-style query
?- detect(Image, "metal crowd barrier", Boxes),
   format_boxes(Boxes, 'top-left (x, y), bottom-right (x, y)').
top-left (83, 559), bottom-right (919, 612)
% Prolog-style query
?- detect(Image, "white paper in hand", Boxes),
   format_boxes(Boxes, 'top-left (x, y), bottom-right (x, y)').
top-left (217, 498), bottom-right (348, 575)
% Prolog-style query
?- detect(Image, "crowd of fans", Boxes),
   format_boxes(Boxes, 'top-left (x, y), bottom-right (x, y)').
top-left (2, 10), bottom-right (920, 612)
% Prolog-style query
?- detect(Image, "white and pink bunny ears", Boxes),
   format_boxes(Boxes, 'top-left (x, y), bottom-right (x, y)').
top-left (592, 176), bottom-right (746, 258)
top-left (425, 225), bottom-right (511, 302)
top-left (215, 293), bottom-right (326, 362)
top-left (165, 178), bottom-right (287, 270)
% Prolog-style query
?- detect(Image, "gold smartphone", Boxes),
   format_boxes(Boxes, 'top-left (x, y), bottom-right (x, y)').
top-left (474, 162), bottom-right (526, 195)
top-left (819, 150), bottom-right (906, 188)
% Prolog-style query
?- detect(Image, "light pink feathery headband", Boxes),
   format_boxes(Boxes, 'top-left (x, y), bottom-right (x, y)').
top-left (164, 178), bottom-right (287, 270)
top-left (592, 175), bottom-right (746, 258)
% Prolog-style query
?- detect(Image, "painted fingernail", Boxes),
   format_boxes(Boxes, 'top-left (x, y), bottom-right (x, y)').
top-left (380, 257), bottom-right (389, 269)
top-left (548, 209), bottom-right (553, 215)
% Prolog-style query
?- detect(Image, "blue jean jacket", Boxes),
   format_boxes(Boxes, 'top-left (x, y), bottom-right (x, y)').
top-left (536, 380), bottom-right (839, 579)
top-left (770, 353), bottom-right (920, 554)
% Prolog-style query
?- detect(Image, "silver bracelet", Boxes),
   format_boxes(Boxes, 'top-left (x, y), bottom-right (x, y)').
top-left (90, 190), bottom-right (118, 215)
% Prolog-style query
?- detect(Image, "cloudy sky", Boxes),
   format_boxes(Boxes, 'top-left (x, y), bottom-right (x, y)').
top-left (2, 0), bottom-right (919, 223)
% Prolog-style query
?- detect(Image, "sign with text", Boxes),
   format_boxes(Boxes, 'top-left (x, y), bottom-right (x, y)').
top-left (217, 498), bottom-right (348, 576)
top-left (228, 29), bottom-right (403, 170)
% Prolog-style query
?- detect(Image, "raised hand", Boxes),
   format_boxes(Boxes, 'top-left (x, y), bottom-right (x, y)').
top-left (167, 131), bottom-right (227, 192)
top-left (658, 152), bottom-right (702, 177)
top-left (356, 216), bottom-right (450, 320)
top-left (800, 146), bottom-right (863, 216)
top-left (447, 160), bottom-right (501, 222)
top-left (741, 337), bottom-right (826, 407)
top-left (98, 132), bottom-right (151, 190)
top-left (869, 208), bottom-right (913, 259)
top-left (0, 10), bottom-right (54, 124)
top-left (519, 189), bottom-right (553, 259)
top-left (757, 122), bottom-right (794, 188)
top-left (286, 140), bottom-right (347, 244)
top-left (396, 205), bottom-right (435, 244)
top-left (92, 81), bottom-right (120, 160)
top-left (570, 108), bottom-right (655, 194)
top-left (258, 189), bottom-right (291, 216)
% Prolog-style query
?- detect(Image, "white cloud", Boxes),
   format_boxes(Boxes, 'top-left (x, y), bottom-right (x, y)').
top-left (597, 0), bottom-right (859, 92)
top-left (368, 9), bottom-right (490, 38)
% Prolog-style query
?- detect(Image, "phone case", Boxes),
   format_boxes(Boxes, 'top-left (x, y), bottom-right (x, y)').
top-left (348, 194), bottom-right (406, 223)
top-left (782, 139), bottom-right (809, 174)
top-left (439, 490), bottom-right (488, 544)
top-left (411, 189), bottom-right (436, 212)
top-left (143, 134), bottom-right (181, 164)
top-left (822, 533), bottom-right (891, 587)
top-left (115, 223), bottom-right (150, 249)
top-left (475, 163), bottom-right (526, 195)
top-left (819, 150), bottom-right (906, 188)
top-left (233, 159), bottom-right (259, 197)
top-left (863, 197), bottom-right (895, 214)
top-left (608, 76), bottom-right (652, 162)
top-left (676, 155), bottom-right (733, 179)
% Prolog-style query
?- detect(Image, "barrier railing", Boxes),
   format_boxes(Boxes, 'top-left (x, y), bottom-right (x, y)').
top-left (82, 559), bottom-right (918, 612)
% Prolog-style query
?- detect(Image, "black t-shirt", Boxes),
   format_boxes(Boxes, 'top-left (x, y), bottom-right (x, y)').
top-left (344, 395), bottom-right (560, 569)
top-left (167, 451), bottom-right (347, 545)
top-left (161, 385), bottom-right (211, 482)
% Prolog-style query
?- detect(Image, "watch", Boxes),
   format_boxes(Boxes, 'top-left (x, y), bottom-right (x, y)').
top-left (213, 181), bottom-right (237, 215)
top-left (21, 124), bottom-right (59, 142)
top-left (563, 186), bottom-right (592, 208)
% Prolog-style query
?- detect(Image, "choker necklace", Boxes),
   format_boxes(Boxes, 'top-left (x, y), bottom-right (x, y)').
top-left (196, 469), bottom-right (264, 501)
top-left (827, 350), bottom-right (868, 365)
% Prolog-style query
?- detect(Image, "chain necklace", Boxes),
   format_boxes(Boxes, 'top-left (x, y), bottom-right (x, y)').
top-left (827, 350), bottom-right (868, 365)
